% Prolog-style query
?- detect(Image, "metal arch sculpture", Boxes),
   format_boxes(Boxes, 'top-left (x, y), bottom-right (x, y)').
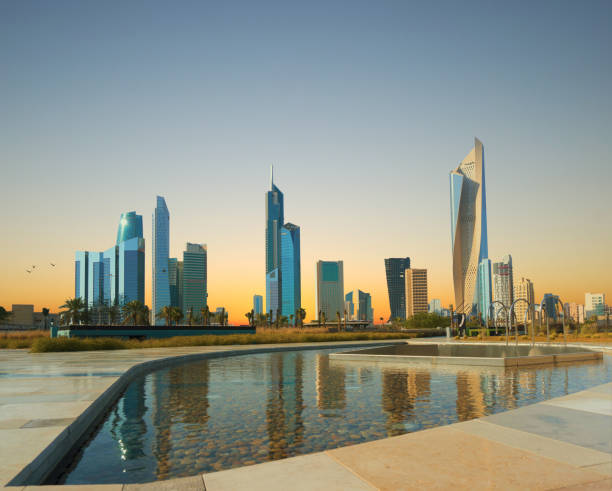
top-left (508, 298), bottom-right (531, 347)
top-left (489, 300), bottom-right (507, 336)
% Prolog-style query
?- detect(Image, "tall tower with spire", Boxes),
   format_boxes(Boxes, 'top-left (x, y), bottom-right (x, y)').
top-left (266, 166), bottom-right (284, 319)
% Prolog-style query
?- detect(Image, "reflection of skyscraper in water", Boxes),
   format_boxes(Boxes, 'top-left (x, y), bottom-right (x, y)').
top-left (315, 354), bottom-right (346, 411)
top-left (455, 371), bottom-right (487, 421)
top-left (149, 362), bottom-right (210, 479)
top-left (382, 370), bottom-right (430, 436)
top-left (110, 378), bottom-right (148, 462)
top-left (266, 353), bottom-right (305, 460)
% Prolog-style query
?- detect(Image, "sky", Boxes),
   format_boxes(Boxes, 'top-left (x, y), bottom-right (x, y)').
top-left (1, 0), bottom-right (611, 324)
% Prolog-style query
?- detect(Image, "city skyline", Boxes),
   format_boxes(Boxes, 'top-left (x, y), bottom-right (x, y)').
top-left (1, 2), bottom-right (611, 324)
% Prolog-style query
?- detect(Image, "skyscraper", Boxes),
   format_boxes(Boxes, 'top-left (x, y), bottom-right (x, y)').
top-left (477, 259), bottom-right (492, 321)
top-left (168, 258), bottom-right (182, 308)
top-left (405, 268), bottom-right (428, 318)
top-left (116, 211), bottom-right (143, 245)
top-left (513, 277), bottom-right (534, 322)
top-left (542, 293), bottom-right (560, 321)
top-left (182, 243), bottom-right (207, 316)
top-left (345, 290), bottom-right (373, 322)
top-left (87, 251), bottom-right (104, 307)
top-left (118, 237), bottom-right (145, 305)
top-left (428, 299), bottom-right (442, 314)
top-left (281, 223), bottom-right (301, 318)
top-left (450, 137), bottom-right (489, 315)
top-left (75, 251), bottom-right (89, 305)
top-left (492, 255), bottom-right (514, 309)
top-left (266, 166), bottom-right (284, 319)
top-left (153, 196), bottom-right (171, 324)
top-left (316, 260), bottom-right (344, 320)
top-left (253, 295), bottom-right (263, 315)
top-left (585, 293), bottom-right (606, 317)
top-left (384, 257), bottom-right (411, 320)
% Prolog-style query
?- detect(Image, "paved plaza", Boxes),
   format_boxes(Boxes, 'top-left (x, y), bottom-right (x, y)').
top-left (0, 341), bottom-right (610, 490)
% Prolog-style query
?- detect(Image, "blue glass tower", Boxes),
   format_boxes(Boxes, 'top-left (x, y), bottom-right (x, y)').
top-left (281, 223), bottom-right (301, 317)
top-left (153, 196), bottom-right (171, 324)
top-left (119, 237), bottom-right (145, 305)
top-left (102, 245), bottom-right (118, 306)
top-left (116, 211), bottom-right (143, 245)
top-left (75, 251), bottom-right (89, 305)
top-left (266, 166), bottom-right (284, 319)
top-left (87, 252), bottom-right (104, 307)
top-left (253, 295), bottom-right (263, 315)
top-left (477, 259), bottom-right (492, 322)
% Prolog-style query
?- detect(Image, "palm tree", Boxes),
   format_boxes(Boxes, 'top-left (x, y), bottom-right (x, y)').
top-left (60, 298), bottom-right (86, 325)
top-left (170, 307), bottom-right (183, 326)
top-left (41, 308), bottom-right (50, 330)
top-left (138, 305), bottom-right (150, 325)
top-left (321, 311), bottom-right (326, 328)
top-left (187, 307), bottom-right (195, 326)
top-left (245, 311), bottom-right (253, 326)
top-left (336, 311), bottom-right (341, 330)
top-left (157, 305), bottom-right (174, 326)
top-left (299, 308), bottom-right (306, 328)
top-left (201, 305), bottom-right (210, 326)
top-left (289, 313), bottom-right (294, 327)
top-left (0, 306), bottom-right (11, 324)
top-left (318, 310), bottom-right (322, 328)
top-left (269, 309), bottom-right (273, 327)
top-left (122, 300), bottom-right (148, 326)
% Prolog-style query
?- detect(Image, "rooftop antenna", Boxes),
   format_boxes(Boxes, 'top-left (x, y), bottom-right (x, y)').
top-left (270, 164), bottom-right (274, 189)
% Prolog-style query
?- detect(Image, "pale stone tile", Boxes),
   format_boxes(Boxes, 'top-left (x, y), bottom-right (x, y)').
top-left (453, 420), bottom-right (612, 467)
top-left (124, 475), bottom-right (205, 490)
top-left (544, 395), bottom-right (612, 416)
top-left (0, 401), bottom-right (92, 421)
top-left (328, 426), bottom-right (607, 490)
top-left (204, 453), bottom-right (375, 491)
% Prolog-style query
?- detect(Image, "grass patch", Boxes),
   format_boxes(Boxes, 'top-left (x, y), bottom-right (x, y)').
top-left (0, 330), bottom-right (47, 349)
top-left (29, 331), bottom-right (412, 353)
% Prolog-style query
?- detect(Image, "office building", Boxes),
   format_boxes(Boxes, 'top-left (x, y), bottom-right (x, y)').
top-left (450, 137), bottom-right (489, 316)
top-left (566, 303), bottom-right (585, 324)
top-left (428, 299), bottom-right (442, 315)
top-left (74, 212), bottom-right (145, 315)
top-left (384, 257), bottom-right (411, 320)
top-left (585, 293), bottom-right (606, 317)
top-left (266, 166), bottom-right (284, 319)
top-left (281, 223), bottom-right (301, 317)
top-left (477, 258), bottom-right (492, 321)
top-left (492, 255), bottom-right (514, 308)
top-left (542, 293), bottom-right (560, 321)
top-left (513, 278), bottom-right (535, 322)
top-left (118, 237), bottom-right (145, 305)
top-left (345, 290), bottom-right (373, 322)
top-left (116, 211), bottom-right (143, 245)
top-left (75, 251), bottom-right (89, 304)
top-left (316, 261), bottom-right (344, 320)
top-left (153, 196), bottom-right (171, 324)
top-left (253, 295), bottom-right (263, 315)
top-left (182, 243), bottom-right (207, 315)
top-left (168, 258), bottom-right (183, 308)
top-left (405, 268), bottom-right (428, 318)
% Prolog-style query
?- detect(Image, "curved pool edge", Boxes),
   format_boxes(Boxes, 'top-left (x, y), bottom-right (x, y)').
top-left (4, 339), bottom-right (411, 487)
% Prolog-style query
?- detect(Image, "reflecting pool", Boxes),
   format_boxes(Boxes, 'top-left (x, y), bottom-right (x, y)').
top-left (55, 348), bottom-right (612, 484)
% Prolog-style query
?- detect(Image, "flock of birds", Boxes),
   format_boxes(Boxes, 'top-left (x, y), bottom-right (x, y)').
top-left (25, 263), bottom-right (55, 274)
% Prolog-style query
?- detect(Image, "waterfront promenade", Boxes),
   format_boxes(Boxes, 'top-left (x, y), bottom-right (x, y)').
top-left (0, 340), bottom-right (610, 490)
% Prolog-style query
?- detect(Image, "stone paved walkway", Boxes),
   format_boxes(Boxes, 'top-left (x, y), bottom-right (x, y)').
top-left (1, 342), bottom-right (611, 490)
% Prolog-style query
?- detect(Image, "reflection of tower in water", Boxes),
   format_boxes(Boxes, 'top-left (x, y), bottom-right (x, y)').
top-left (315, 354), bottom-right (346, 411)
top-left (110, 377), bottom-right (148, 462)
top-left (266, 353), bottom-right (305, 460)
top-left (455, 371), bottom-right (486, 421)
top-left (382, 369), bottom-right (430, 436)
top-left (150, 362), bottom-right (210, 480)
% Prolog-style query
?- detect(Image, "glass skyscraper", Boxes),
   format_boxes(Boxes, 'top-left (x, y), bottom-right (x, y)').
top-left (75, 251), bottom-right (89, 305)
top-left (182, 243), bottom-right (207, 316)
top-left (384, 257), bottom-right (411, 320)
top-left (450, 137), bottom-right (489, 315)
top-left (266, 166), bottom-right (284, 319)
top-left (116, 211), bottom-right (143, 245)
top-left (87, 252), bottom-right (104, 307)
top-left (253, 295), bottom-right (263, 315)
top-left (281, 223), bottom-right (301, 318)
top-left (492, 255), bottom-right (514, 309)
top-left (153, 196), bottom-right (171, 324)
top-left (118, 237), bottom-right (145, 305)
top-left (102, 245), bottom-right (118, 306)
top-left (477, 259), bottom-right (492, 321)
top-left (345, 289), bottom-right (373, 322)
top-left (316, 260), bottom-right (344, 320)
top-left (168, 258), bottom-right (182, 308)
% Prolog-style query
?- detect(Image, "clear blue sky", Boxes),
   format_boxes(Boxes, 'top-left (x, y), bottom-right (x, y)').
top-left (1, 0), bottom-right (610, 319)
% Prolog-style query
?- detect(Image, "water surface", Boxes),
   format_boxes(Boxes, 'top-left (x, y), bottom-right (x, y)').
top-left (56, 347), bottom-right (612, 484)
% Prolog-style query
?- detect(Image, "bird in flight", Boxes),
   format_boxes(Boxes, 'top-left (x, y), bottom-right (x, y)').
top-left (32, 265), bottom-right (36, 269)
top-left (26, 269), bottom-right (32, 273)
top-left (50, 263), bottom-right (56, 267)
